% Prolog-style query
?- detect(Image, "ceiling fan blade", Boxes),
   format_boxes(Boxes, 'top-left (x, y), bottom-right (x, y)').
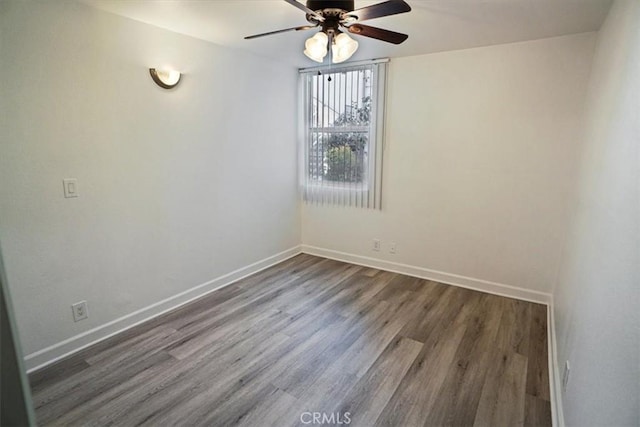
top-left (348, 0), bottom-right (411, 22)
top-left (346, 24), bottom-right (408, 44)
top-left (283, 0), bottom-right (324, 22)
top-left (245, 25), bottom-right (318, 40)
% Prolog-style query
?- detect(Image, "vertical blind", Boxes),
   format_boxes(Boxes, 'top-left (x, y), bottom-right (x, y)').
top-left (299, 59), bottom-right (387, 209)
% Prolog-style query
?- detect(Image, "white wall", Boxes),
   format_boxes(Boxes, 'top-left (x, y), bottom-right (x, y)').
top-left (302, 33), bottom-right (595, 295)
top-left (0, 1), bottom-right (299, 361)
top-left (553, 1), bottom-right (640, 425)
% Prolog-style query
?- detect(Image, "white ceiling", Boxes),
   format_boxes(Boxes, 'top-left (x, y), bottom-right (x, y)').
top-left (81, 0), bottom-right (612, 67)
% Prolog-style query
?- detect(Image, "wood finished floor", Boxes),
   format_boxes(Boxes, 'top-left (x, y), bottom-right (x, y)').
top-left (29, 254), bottom-right (551, 426)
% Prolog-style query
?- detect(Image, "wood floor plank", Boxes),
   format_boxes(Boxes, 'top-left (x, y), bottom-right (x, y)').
top-left (335, 335), bottom-right (423, 426)
top-left (305, 273), bottom-right (375, 316)
top-left (373, 274), bottom-right (422, 301)
top-left (134, 281), bottom-right (246, 334)
top-left (35, 350), bottom-right (177, 425)
top-left (398, 282), bottom-right (458, 343)
top-left (496, 298), bottom-right (532, 356)
top-left (333, 287), bottom-right (433, 379)
top-left (107, 332), bottom-right (293, 426)
top-left (234, 254), bottom-right (315, 289)
top-left (423, 294), bottom-right (506, 427)
top-left (277, 264), bottom-right (363, 315)
top-left (474, 350), bottom-right (528, 427)
top-left (165, 307), bottom-right (283, 360)
top-left (278, 303), bottom-right (347, 341)
top-left (236, 387), bottom-right (298, 427)
top-left (49, 350), bottom-right (180, 425)
top-left (197, 382), bottom-right (283, 427)
top-left (29, 255), bottom-right (551, 427)
top-left (336, 270), bottom-right (396, 317)
top-left (28, 354), bottom-right (90, 395)
top-left (270, 300), bottom-right (394, 397)
top-left (524, 394), bottom-right (553, 427)
top-left (374, 291), bottom-right (480, 427)
top-left (360, 267), bottom-right (382, 277)
top-left (171, 322), bottom-right (355, 426)
top-left (33, 325), bottom-right (176, 406)
top-left (526, 303), bottom-right (550, 401)
top-left (85, 325), bottom-right (177, 366)
top-left (282, 366), bottom-right (359, 426)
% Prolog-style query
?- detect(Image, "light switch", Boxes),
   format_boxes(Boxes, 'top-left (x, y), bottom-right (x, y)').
top-left (63, 178), bottom-right (79, 198)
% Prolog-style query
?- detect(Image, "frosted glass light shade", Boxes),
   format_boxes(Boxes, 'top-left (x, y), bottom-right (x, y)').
top-left (149, 68), bottom-right (181, 89)
top-left (332, 33), bottom-right (359, 64)
top-left (304, 32), bottom-right (329, 63)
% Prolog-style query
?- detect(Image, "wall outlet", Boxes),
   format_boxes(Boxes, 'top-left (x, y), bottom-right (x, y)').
top-left (372, 239), bottom-right (381, 252)
top-left (389, 242), bottom-right (397, 254)
top-left (562, 360), bottom-right (570, 391)
top-left (72, 301), bottom-right (89, 322)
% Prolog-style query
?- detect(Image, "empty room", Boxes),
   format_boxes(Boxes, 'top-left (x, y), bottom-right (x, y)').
top-left (1, 0), bottom-right (638, 426)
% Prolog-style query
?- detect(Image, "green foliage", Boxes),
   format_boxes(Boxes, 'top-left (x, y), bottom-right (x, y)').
top-left (323, 95), bottom-right (370, 183)
top-left (334, 96), bottom-right (371, 127)
top-left (326, 146), bottom-right (363, 182)
top-left (328, 95), bottom-right (371, 152)
top-left (328, 133), bottom-right (367, 152)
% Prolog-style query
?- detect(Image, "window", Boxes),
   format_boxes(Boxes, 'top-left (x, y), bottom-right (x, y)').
top-left (300, 60), bottom-right (387, 209)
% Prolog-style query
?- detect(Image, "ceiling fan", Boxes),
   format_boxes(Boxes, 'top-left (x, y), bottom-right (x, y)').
top-left (245, 0), bottom-right (411, 64)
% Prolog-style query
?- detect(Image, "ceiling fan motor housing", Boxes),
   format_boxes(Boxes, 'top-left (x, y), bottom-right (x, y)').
top-left (306, 1), bottom-right (354, 13)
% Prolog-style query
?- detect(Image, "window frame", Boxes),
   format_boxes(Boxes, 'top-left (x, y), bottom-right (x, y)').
top-left (299, 59), bottom-right (388, 209)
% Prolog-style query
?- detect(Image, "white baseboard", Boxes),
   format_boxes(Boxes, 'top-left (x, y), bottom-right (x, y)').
top-left (301, 245), bottom-right (551, 305)
top-left (24, 245), bottom-right (302, 373)
top-left (548, 298), bottom-right (565, 427)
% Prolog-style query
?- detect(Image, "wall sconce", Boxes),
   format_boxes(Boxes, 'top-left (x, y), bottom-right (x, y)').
top-left (149, 68), bottom-right (181, 89)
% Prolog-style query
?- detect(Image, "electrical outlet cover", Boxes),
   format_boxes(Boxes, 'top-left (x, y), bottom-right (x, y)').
top-left (72, 301), bottom-right (88, 322)
top-left (562, 360), bottom-right (571, 390)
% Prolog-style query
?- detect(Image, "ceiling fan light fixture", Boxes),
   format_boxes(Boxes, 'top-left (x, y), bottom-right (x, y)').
top-left (332, 32), bottom-right (358, 63)
top-left (304, 31), bottom-right (329, 63)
